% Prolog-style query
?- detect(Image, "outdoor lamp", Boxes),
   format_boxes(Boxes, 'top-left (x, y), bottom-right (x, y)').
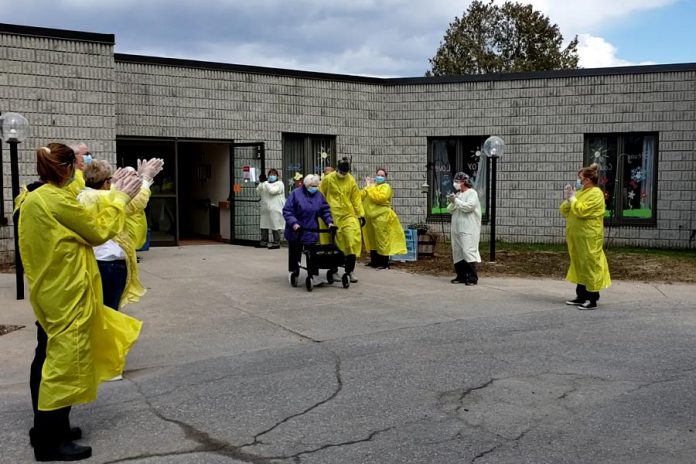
top-left (483, 136), bottom-right (505, 159)
top-left (0, 112), bottom-right (29, 142)
top-left (0, 112), bottom-right (29, 300)
top-left (482, 136), bottom-right (505, 262)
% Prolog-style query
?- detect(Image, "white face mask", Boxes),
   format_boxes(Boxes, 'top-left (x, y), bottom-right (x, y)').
top-left (453, 182), bottom-right (461, 190)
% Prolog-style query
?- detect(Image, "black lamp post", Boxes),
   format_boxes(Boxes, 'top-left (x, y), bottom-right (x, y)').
top-left (483, 136), bottom-right (505, 262)
top-left (0, 112), bottom-right (30, 300)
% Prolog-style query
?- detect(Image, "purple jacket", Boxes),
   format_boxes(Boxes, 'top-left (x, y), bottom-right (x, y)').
top-left (282, 187), bottom-right (333, 245)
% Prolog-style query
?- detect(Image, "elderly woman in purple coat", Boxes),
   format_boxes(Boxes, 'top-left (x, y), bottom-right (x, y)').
top-left (282, 174), bottom-right (334, 283)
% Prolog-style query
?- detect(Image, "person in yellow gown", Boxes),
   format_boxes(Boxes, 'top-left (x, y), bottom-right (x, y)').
top-left (78, 159), bottom-right (163, 310)
top-left (319, 157), bottom-right (364, 282)
top-left (18, 143), bottom-right (143, 461)
top-left (560, 163), bottom-right (611, 310)
top-left (361, 168), bottom-right (406, 269)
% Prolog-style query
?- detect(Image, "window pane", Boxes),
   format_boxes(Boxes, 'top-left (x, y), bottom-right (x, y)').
top-left (620, 135), bottom-right (654, 219)
top-left (310, 138), bottom-right (335, 176)
top-left (283, 135), bottom-right (304, 192)
top-left (430, 140), bottom-right (456, 215)
top-left (587, 135), bottom-right (617, 218)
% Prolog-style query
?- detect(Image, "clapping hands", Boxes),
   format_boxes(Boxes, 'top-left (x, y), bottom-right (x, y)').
top-left (137, 158), bottom-right (165, 182)
top-left (563, 184), bottom-right (575, 200)
top-left (112, 169), bottom-right (142, 199)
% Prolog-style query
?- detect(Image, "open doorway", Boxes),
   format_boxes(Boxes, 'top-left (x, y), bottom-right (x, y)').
top-left (177, 141), bottom-right (232, 243)
top-left (117, 137), bottom-right (235, 246)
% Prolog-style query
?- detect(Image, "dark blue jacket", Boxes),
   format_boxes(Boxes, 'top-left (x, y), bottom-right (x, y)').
top-left (282, 187), bottom-right (333, 245)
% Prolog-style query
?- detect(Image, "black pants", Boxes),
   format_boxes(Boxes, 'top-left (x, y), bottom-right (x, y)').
top-left (454, 260), bottom-right (478, 283)
top-left (30, 323), bottom-right (72, 448)
top-left (369, 250), bottom-right (389, 268)
top-left (97, 260), bottom-right (127, 311)
top-left (345, 254), bottom-right (356, 274)
top-left (288, 241), bottom-right (318, 276)
top-left (576, 284), bottom-right (600, 303)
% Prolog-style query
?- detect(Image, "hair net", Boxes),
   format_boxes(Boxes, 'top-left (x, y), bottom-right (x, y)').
top-left (453, 172), bottom-right (473, 187)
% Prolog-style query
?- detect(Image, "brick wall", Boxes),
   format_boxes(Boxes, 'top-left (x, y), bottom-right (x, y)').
top-left (0, 31), bottom-right (116, 265)
top-left (384, 71), bottom-right (696, 248)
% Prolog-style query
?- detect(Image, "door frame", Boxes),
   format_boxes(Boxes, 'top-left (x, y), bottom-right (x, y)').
top-left (229, 142), bottom-right (265, 245)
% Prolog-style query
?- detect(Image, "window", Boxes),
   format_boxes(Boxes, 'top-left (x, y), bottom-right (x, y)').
top-left (427, 136), bottom-right (488, 219)
top-left (584, 133), bottom-right (658, 225)
top-left (282, 133), bottom-right (336, 191)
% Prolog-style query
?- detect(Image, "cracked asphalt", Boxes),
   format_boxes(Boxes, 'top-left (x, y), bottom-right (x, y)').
top-left (1, 244), bottom-right (695, 464)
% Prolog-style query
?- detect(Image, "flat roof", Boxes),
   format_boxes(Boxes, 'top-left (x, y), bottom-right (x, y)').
top-left (0, 23), bottom-right (114, 44)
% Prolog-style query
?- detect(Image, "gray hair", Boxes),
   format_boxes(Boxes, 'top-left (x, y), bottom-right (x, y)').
top-left (83, 160), bottom-right (112, 188)
top-left (304, 174), bottom-right (320, 187)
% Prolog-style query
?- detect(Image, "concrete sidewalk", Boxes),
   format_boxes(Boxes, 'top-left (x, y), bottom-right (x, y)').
top-left (1, 244), bottom-right (695, 463)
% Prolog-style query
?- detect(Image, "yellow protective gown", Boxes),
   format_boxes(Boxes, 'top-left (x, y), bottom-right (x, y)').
top-left (66, 168), bottom-right (86, 197)
top-left (319, 171), bottom-right (364, 256)
top-left (79, 185), bottom-right (151, 308)
top-left (361, 182), bottom-right (407, 256)
top-left (18, 184), bottom-right (142, 411)
top-left (560, 186), bottom-right (612, 292)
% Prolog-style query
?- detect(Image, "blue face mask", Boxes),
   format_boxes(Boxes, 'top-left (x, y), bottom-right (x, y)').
top-left (575, 178), bottom-right (583, 189)
top-left (83, 153), bottom-right (93, 165)
top-left (375, 175), bottom-right (385, 184)
top-left (307, 186), bottom-right (318, 194)
top-left (268, 175), bottom-right (277, 182)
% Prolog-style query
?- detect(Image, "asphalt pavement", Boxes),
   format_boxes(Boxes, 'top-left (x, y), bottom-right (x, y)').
top-left (1, 244), bottom-right (695, 463)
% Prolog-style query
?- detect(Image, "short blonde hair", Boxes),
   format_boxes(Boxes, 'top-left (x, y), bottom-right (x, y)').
top-left (304, 174), bottom-right (320, 187)
top-left (83, 160), bottom-right (112, 189)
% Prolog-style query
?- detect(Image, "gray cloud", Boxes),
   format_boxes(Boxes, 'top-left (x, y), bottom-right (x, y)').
top-left (0, 0), bottom-right (679, 76)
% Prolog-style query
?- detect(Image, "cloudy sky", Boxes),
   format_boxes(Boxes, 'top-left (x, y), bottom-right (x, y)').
top-left (1, 0), bottom-right (694, 77)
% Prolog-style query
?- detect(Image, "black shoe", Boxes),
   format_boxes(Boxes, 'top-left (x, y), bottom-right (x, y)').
top-left (565, 298), bottom-right (585, 306)
top-left (450, 279), bottom-right (466, 284)
top-left (34, 441), bottom-right (92, 462)
top-left (375, 266), bottom-right (388, 270)
top-left (465, 280), bottom-right (477, 286)
top-left (364, 262), bottom-right (374, 267)
top-left (268, 244), bottom-right (280, 249)
top-left (578, 301), bottom-right (597, 310)
top-left (30, 427), bottom-right (82, 448)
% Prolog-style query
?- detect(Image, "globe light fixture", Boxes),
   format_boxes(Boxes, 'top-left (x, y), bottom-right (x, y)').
top-left (0, 112), bottom-right (29, 299)
top-left (482, 136), bottom-right (505, 262)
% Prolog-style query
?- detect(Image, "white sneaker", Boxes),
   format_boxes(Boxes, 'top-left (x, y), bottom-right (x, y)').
top-left (107, 375), bottom-right (123, 382)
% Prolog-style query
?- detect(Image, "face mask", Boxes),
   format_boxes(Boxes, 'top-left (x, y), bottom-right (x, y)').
top-left (375, 175), bottom-right (385, 184)
top-left (83, 153), bottom-right (93, 165)
top-left (307, 186), bottom-right (318, 194)
top-left (337, 172), bottom-right (346, 178)
top-left (576, 179), bottom-right (583, 189)
top-left (268, 175), bottom-right (277, 182)
top-left (453, 182), bottom-right (461, 190)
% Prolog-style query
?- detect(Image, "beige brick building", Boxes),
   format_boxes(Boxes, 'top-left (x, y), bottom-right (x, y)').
top-left (1, 23), bottom-right (695, 264)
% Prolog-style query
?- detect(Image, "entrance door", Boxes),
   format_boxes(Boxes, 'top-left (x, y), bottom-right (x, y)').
top-left (230, 143), bottom-right (265, 245)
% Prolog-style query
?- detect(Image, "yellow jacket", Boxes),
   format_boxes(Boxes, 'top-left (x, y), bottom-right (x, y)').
top-left (79, 186), bottom-right (151, 308)
top-left (361, 183), bottom-right (406, 256)
top-left (319, 172), bottom-right (364, 255)
top-left (560, 186), bottom-right (611, 292)
top-left (18, 184), bottom-right (142, 411)
top-left (66, 168), bottom-right (86, 197)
